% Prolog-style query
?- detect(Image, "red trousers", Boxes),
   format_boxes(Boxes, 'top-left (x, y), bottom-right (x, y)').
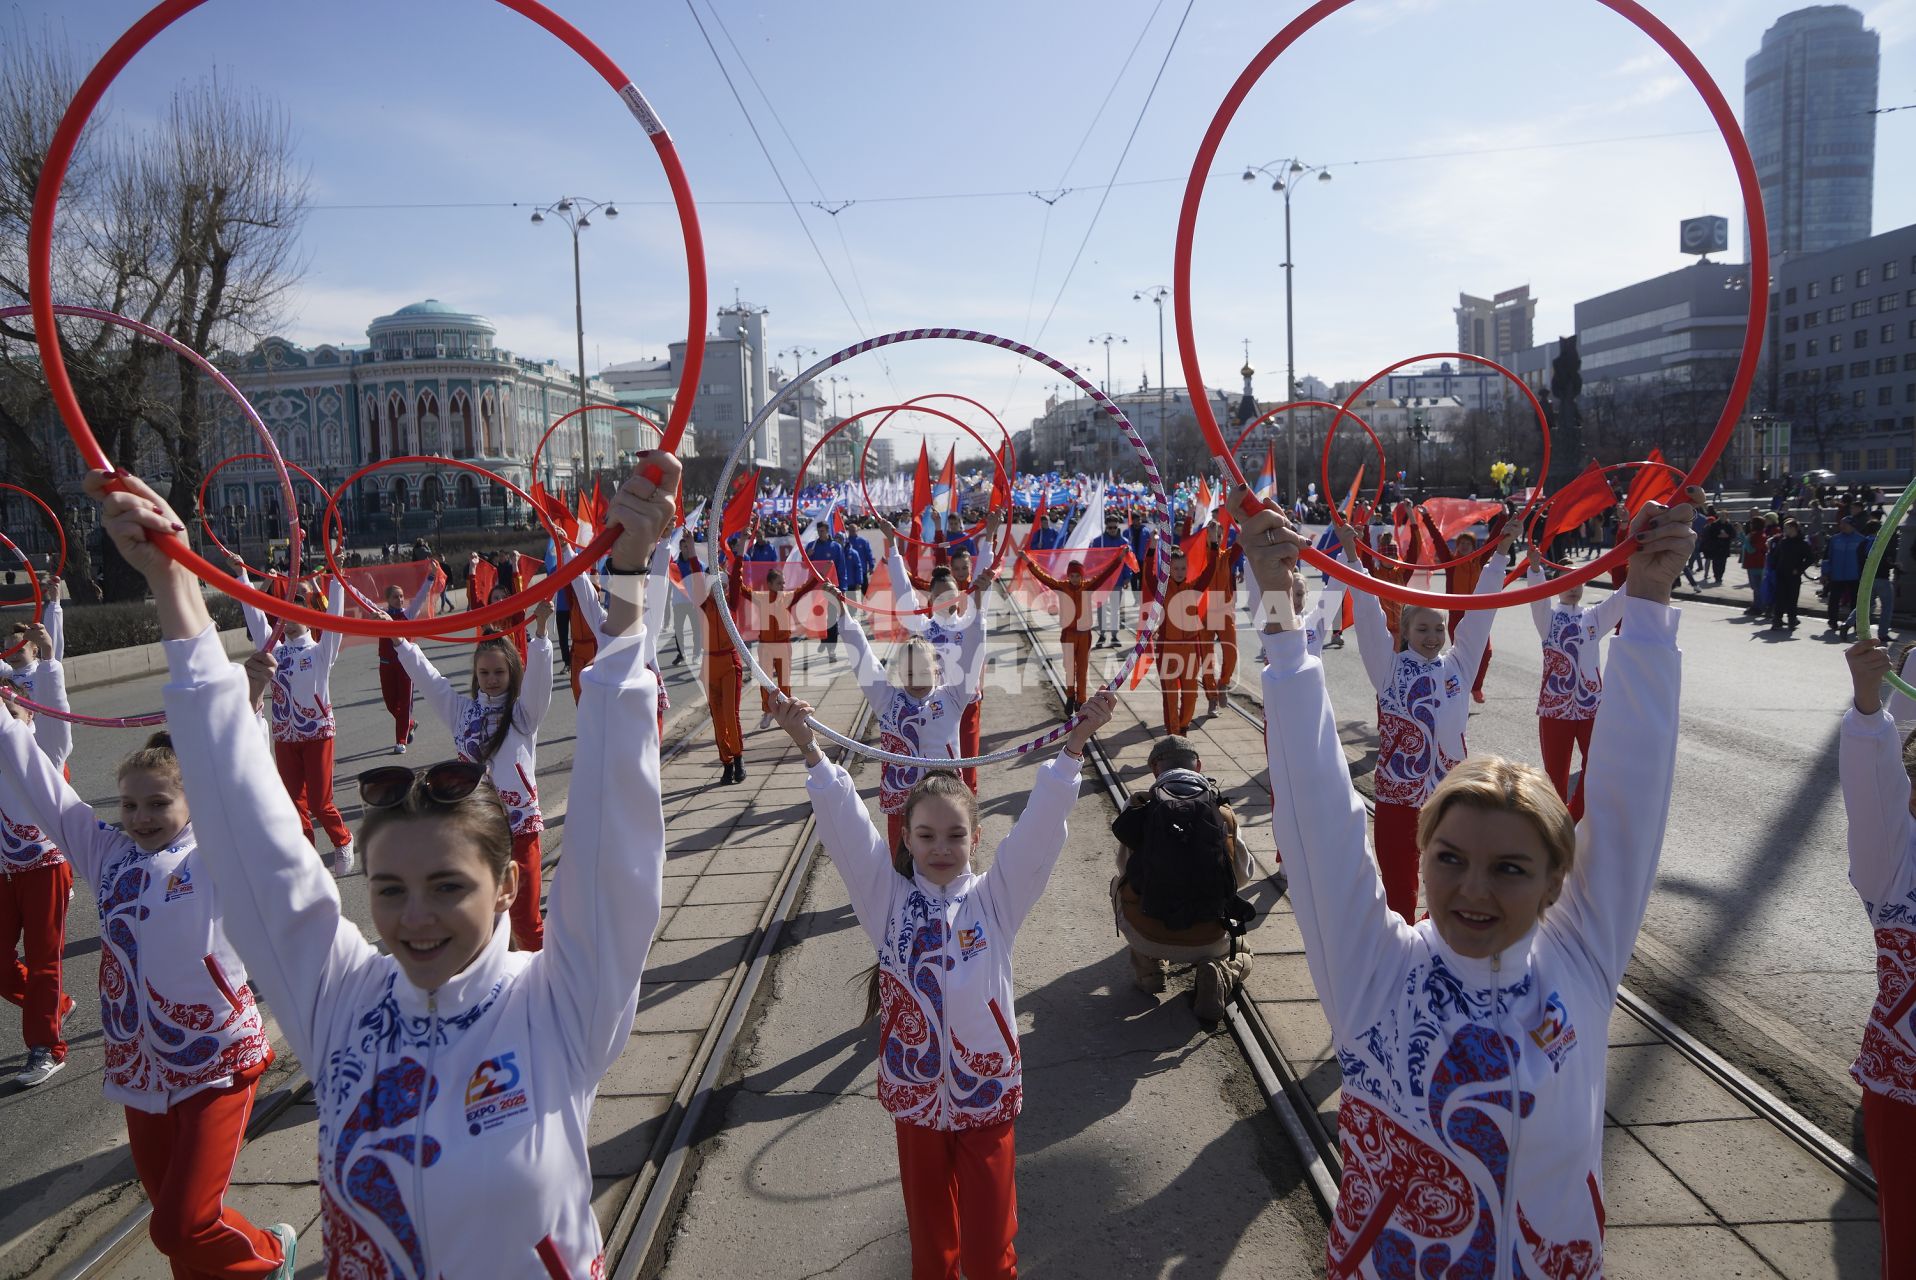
top-left (1473, 640), bottom-right (1493, 696)
top-left (1158, 641), bottom-right (1200, 736)
top-left (706, 650), bottom-right (744, 765)
top-left (887, 811), bottom-right (907, 856)
top-left (377, 661), bottom-right (414, 747)
top-left (569, 635), bottom-right (598, 704)
top-left (1, 860), bottom-right (74, 1058)
top-left (894, 1118), bottom-right (1018, 1280)
top-left (960, 699), bottom-right (981, 791)
top-left (124, 1073), bottom-right (284, 1278)
top-left (759, 643), bottom-right (792, 712)
top-left (1201, 624), bottom-right (1238, 699)
top-left (1864, 1089), bottom-right (1916, 1278)
top-left (1061, 632), bottom-right (1092, 704)
top-left (1539, 716), bottom-right (1596, 822)
top-left (274, 736), bottom-right (350, 850)
top-left (512, 830), bottom-right (544, 951)
top-left (1372, 801), bottom-right (1422, 923)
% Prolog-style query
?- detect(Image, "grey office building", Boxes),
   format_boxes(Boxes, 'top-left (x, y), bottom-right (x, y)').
top-left (1574, 262), bottom-right (1750, 387)
top-left (1744, 6), bottom-right (1879, 260)
top-left (1772, 223), bottom-right (1916, 481)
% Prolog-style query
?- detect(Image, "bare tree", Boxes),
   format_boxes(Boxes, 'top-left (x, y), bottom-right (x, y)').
top-left (0, 21), bottom-right (305, 601)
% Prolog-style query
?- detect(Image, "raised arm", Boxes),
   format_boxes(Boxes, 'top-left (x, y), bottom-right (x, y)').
top-left (1525, 559), bottom-right (1555, 640)
top-left (393, 640), bottom-right (465, 731)
top-left (0, 703), bottom-right (117, 886)
top-left (30, 657), bottom-right (71, 770)
top-left (403, 567), bottom-right (438, 620)
top-left (233, 566), bottom-right (271, 649)
top-left (161, 626), bottom-right (381, 1075)
top-left (572, 575), bottom-right (608, 641)
top-left (1334, 528), bottom-right (1394, 695)
top-left (518, 632), bottom-right (555, 732)
top-left (888, 543), bottom-right (928, 635)
top-left (1841, 641), bottom-right (1916, 906)
top-left (1019, 550), bottom-right (1066, 593)
top-left (837, 608), bottom-right (892, 709)
top-left (43, 593), bottom-right (63, 662)
top-left (1447, 531), bottom-right (1513, 676)
top-left (979, 696), bottom-right (1106, 934)
top-left (317, 577), bottom-right (347, 669)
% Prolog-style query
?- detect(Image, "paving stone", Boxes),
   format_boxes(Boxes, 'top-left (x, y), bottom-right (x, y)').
top-left (1603, 1224), bottom-right (1779, 1278)
top-left (1253, 998), bottom-right (1334, 1065)
top-left (704, 844), bottom-right (799, 876)
top-left (1239, 951), bottom-right (1319, 1003)
top-left (230, 1100), bottom-right (322, 1185)
top-left (642, 936), bottom-right (752, 983)
top-left (588, 1092), bottom-right (675, 1178)
top-left (1605, 1043), bottom-right (1758, 1125)
top-left (684, 871), bottom-right (783, 905)
top-left (600, 1030), bottom-right (705, 1098)
top-left (663, 903), bottom-right (766, 942)
top-left (634, 978), bottom-right (733, 1034)
top-left (1599, 1126), bottom-right (1715, 1226)
top-left (1739, 1219), bottom-right (1882, 1279)
top-left (1607, 1005), bottom-right (1664, 1048)
top-left (1629, 1118), bottom-right (1880, 1224)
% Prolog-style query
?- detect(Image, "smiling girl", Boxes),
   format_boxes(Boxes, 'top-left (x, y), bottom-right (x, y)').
top-left (773, 687), bottom-right (1111, 1280)
top-left (85, 456), bottom-right (677, 1280)
top-left (1248, 485), bottom-right (1691, 1279)
top-left (0, 715), bottom-right (292, 1276)
top-left (394, 599), bottom-right (554, 950)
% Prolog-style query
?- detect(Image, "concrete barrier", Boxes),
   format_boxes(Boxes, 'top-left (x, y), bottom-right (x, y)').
top-left (60, 626), bottom-right (257, 693)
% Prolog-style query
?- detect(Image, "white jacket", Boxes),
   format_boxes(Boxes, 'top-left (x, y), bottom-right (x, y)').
top-left (396, 636), bottom-right (554, 837)
top-left (162, 622), bottom-right (665, 1280)
top-left (0, 598), bottom-right (72, 766)
top-left (1348, 560), bottom-right (1502, 808)
top-left (889, 545), bottom-right (988, 701)
top-left (241, 575), bottom-right (347, 744)
top-left (0, 653), bottom-right (71, 874)
top-left (841, 609), bottom-right (978, 813)
top-left (1262, 597), bottom-right (1681, 1279)
top-left (1838, 706), bottom-right (1916, 1105)
top-left (1526, 567), bottom-right (1628, 721)
top-left (807, 751), bottom-right (1081, 1129)
top-left (0, 709), bottom-right (271, 1111)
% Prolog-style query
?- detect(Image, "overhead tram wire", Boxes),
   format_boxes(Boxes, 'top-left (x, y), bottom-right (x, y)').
top-left (696, 0), bottom-right (894, 386)
top-left (680, 0), bottom-right (871, 356)
top-left (1028, 0), bottom-right (1197, 349)
top-left (1001, 0), bottom-right (1171, 421)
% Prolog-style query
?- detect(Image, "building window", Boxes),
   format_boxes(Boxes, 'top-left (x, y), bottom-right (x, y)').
top-left (1806, 312), bottom-right (1820, 328)
top-left (1859, 267), bottom-right (1873, 287)
top-left (1868, 448), bottom-right (1888, 470)
top-left (1909, 383), bottom-right (1916, 402)
top-left (1882, 387), bottom-right (1896, 406)
top-left (1887, 325), bottom-right (1899, 345)
top-left (1784, 343), bottom-right (1797, 360)
top-left (1853, 361), bottom-right (1871, 377)
top-left (1826, 365), bottom-right (1842, 381)
top-left (1886, 294), bottom-right (1902, 313)
top-left (1786, 315), bottom-right (1800, 332)
top-left (1832, 334), bottom-right (1844, 352)
top-left (1833, 274), bottom-right (1846, 294)
top-left (1786, 287), bottom-right (1799, 304)
top-left (1906, 354), bottom-right (1916, 371)
top-left (1890, 261), bottom-right (1902, 282)
top-left (1809, 281), bottom-right (1821, 299)
top-left (1784, 370), bottom-right (1799, 386)
top-left (1899, 446), bottom-right (1913, 471)
top-left (1808, 339), bottom-right (1820, 356)
top-left (1854, 389), bottom-right (1868, 408)
top-left (1831, 304), bottom-right (1849, 322)
top-left (1842, 450), bottom-right (1862, 470)
top-left (1856, 298), bottom-right (1874, 317)
top-left (1880, 357), bottom-right (1897, 374)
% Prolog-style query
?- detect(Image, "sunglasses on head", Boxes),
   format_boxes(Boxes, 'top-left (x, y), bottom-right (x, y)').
top-left (357, 760), bottom-right (486, 810)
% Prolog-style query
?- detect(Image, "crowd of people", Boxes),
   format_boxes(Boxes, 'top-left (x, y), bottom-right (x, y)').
top-left (3, 460), bottom-right (1914, 1280)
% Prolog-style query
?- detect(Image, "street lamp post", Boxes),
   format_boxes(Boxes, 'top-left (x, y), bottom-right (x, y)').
top-left (530, 195), bottom-right (620, 486)
top-left (1087, 333), bottom-right (1127, 396)
top-left (1243, 158), bottom-right (1333, 503)
top-left (1133, 285), bottom-right (1171, 457)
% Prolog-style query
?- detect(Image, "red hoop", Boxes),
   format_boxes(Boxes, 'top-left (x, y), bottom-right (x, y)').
top-left (0, 484), bottom-right (66, 582)
top-left (27, 0), bottom-right (707, 634)
top-left (1233, 400), bottom-right (1384, 515)
top-left (857, 395), bottom-right (1016, 554)
top-left (528, 401), bottom-right (666, 544)
top-left (1171, 0), bottom-right (1765, 610)
top-left (0, 530), bottom-right (46, 667)
top-left (196, 453), bottom-right (333, 582)
top-left (318, 455), bottom-right (582, 642)
top-left (1321, 353), bottom-right (1549, 576)
top-left (786, 402), bottom-right (1014, 618)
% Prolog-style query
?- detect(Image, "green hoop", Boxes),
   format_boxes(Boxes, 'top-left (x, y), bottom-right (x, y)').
top-left (1857, 476), bottom-right (1915, 698)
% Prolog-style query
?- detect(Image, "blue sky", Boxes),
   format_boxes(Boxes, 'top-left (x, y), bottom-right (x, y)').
top-left (29, 0), bottom-right (1916, 461)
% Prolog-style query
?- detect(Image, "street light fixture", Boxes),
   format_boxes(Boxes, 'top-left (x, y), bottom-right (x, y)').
top-left (530, 195), bottom-right (620, 490)
top-left (1087, 332), bottom-right (1127, 396)
top-left (1243, 157), bottom-right (1333, 504)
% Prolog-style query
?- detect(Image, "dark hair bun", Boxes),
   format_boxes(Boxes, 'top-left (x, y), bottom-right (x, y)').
top-left (145, 731), bottom-right (174, 753)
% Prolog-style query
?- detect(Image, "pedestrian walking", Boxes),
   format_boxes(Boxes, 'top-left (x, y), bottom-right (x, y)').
top-left (1770, 519), bottom-right (1814, 630)
top-left (1824, 516), bottom-right (1866, 639)
top-left (1247, 485), bottom-right (1692, 1279)
top-left (773, 687), bottom-right (1112, 1280)
top-left (681, 554), bottom-right (748, 785)
top-left (371, 570), bottom-right (441, 754)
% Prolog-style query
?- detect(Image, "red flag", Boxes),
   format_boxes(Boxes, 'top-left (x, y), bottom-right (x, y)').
top-left (468, 557), bottom-right (498, 609)
top-left (1420, 497), bottom-right (1507, 545)
top-left (530, 481), bottom-right (578, 545)
top-left (1011, 493), bottom-right (1047, 592)
top-left (1624, 448), bottom-right (1682, 515)
top-left (575, 487), bottom-right (593, 536)
top-left (589, 478), bottom-right (608, 528)
top-left (831, 506), bottom-right (846, 537)
top-left (912, 441), bottom-right (932, 516)
top-left (1180, 529), bottom-right (1212, 585)
top-left (990, 440), bottom-right (1013, 512)
top-left (1539, 460), bottom-right (1617, 549)
top-left (720, 467), bottom-right (760, 562)
top-left (1343, 464), bottom-right (1367, 523)
top-left (936, 446), bottom-right (957, 514)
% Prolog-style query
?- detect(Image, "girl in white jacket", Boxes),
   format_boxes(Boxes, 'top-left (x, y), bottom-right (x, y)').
top-left (1524, 549), bottom-right (1629, 821)
top-left (394, 604), bottom-right (554, 951)
top-left (88, 458), bottom-right (677, 1280)
top-left (0, 712), bottom-right (291, 1276)
top-left (1244, 487), bottom-right (1692, 1280)
top-left (1837, 638), bottom-right (1916, 1275)
top-left (773, 688), bottom-right (1110, 1280)
top-left (1332, 517), bottom-right (1512, 922)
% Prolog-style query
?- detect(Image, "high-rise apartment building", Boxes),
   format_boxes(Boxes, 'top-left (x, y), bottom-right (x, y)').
top-left (1454, 286), bottom-right (1536, 364)
top-left (1745, 6), bottom-right (1879, 259)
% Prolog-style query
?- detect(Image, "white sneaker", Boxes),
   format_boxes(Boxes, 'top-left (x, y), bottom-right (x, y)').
top-left (332, 843), bottom-right (356, 878)
top-left (13, 1047), bottom-right (64, 1088)
top-left (758, 712), bottom-right (775, 730)
top-left (266, 1222), bottom-right (298, 1279)
top-left (392, 742), bottom-right (407, 755)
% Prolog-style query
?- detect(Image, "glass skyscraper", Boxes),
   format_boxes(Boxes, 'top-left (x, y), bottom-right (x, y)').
top-left (1744, 5), bottom-right (1879, 260)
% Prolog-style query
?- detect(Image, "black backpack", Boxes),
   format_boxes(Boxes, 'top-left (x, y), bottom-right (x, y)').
top-left (1111, 769), bottom-right (1256, 935)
